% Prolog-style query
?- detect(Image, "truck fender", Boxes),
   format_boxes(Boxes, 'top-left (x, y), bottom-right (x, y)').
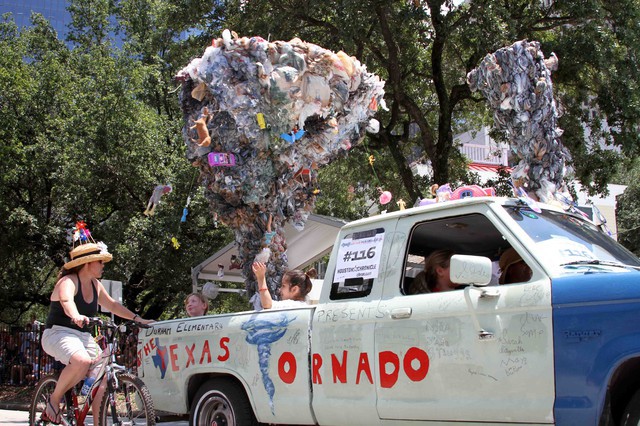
top-left (586, 333), bottom-right (640, 424)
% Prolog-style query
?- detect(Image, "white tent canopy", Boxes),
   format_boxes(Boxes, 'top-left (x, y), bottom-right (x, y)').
top-left (191, 214), bottom-right (347, 292)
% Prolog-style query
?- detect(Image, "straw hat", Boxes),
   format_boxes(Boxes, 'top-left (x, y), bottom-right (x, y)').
top-left (499, 248), bottom-right (521, 271)
top-left (64, 242), bottom-right (112, 270)
top-left (498, 247), bottom-right (523, 284)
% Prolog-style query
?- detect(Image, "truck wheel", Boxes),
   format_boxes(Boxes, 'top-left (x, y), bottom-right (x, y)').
top-left (621, 389), bottom-right (640, 426)
top-left (190, 378), bottom-right (257, 426)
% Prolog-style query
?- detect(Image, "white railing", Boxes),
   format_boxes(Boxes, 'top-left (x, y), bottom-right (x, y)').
top-left (460, 143), bottom-right (509, 166)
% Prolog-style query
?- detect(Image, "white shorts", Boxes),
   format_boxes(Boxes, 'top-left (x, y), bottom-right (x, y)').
top-left (41, 325), bottom-right (100, 365)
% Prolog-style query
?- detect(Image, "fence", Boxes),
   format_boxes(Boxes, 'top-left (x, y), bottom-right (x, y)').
top-left (0, 323), bottom-right (138, 386)
top-left (460, 143), bottom-right (509, 166)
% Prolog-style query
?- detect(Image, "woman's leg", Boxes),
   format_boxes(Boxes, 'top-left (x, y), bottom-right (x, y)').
top-left (48, 351), bottom-right (91, 410)
top-left (10, 365), bottom-right (17, 384)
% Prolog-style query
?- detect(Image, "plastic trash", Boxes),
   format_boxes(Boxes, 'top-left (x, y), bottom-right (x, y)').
top-left (176, 30), bottom-right (386, 293)
top-left (467, 40), bottom-right (571, 203)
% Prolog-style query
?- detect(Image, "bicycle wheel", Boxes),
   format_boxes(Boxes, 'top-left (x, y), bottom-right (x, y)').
top-left (29, 374), bottom-right (70, 426)
top-left (99, 372), bottom-right (156, 426)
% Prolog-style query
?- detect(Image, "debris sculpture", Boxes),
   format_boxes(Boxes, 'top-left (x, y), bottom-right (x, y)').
top-left (177, 30), bottom-right (385, 296)
top-left (466, 40), bottom-right (571, 203)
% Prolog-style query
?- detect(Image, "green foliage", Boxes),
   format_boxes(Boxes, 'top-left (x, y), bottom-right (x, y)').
top-left (616, 186), bottom-right (640, 256)
top-left (0, 3), bottom-right (240, 323)
top-left (615, 158), bottom-right (640, 255)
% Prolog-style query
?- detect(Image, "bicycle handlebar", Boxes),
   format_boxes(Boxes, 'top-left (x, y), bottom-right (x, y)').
top-left (85, 317), bottom-right (152, 329)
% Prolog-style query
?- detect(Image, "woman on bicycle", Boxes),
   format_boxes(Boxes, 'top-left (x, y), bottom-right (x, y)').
top-left (40, 226), bottom-right (153, 424)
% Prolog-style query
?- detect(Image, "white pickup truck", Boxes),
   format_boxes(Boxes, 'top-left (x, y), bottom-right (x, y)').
top-left (137, 197), bottom-right (640, 425)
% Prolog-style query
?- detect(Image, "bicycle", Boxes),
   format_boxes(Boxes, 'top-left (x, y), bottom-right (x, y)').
top-left (29, 318), bottom-right (156, 425)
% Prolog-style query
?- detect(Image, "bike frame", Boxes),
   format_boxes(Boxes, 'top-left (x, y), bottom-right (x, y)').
top-left (59, 327), bottom-right (127, 425)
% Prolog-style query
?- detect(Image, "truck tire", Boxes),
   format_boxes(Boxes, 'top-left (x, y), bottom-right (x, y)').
top-left (190, 378), bottom-right (258, 426)
top-left (621, 389), bottom-right (640, 426)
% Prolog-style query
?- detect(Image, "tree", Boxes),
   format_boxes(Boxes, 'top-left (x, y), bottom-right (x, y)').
top-left (614, 157), bottom-right (640, 255)
top-left (616, 184), bottom-right (640, 256)
top-left (0, 14), bottom-right (76, 322)
top-left (4, 0), bottom-right (640, 321)
top-left (0, 4), bottom-right (240, 323)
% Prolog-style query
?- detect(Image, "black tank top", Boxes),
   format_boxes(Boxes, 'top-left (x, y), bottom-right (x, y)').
top-left (45, 276), bottom-right (98, 332)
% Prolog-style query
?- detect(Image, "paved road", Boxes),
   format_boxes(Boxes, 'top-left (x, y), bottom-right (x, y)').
top-left (0, 408), bottom-right (188, 426)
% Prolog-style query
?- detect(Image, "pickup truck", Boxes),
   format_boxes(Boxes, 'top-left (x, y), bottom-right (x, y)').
top-left (137, 196), bottom-right (640, 425)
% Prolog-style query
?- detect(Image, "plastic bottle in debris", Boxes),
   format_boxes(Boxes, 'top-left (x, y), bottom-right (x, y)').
top-left (80, 360), bottom-right (101, 396)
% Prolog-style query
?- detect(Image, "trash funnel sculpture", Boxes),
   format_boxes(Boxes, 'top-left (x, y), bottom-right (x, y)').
top-left (467, 40), bottom-right (571, 203)
top-left (177, 30), bottom-right (385, 298)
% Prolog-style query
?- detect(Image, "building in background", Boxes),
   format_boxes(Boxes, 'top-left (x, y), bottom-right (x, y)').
top-left (458, 126), bottom-right (624, 237)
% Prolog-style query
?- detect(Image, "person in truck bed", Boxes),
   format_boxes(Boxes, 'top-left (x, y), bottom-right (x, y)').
top-left (252, 261), bottom-right (316, 309)
top-left (184, 292), bottom-right (209, 317)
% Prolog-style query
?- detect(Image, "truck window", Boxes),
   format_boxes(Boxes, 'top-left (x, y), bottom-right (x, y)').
top-left (402, 213), bottom-right (509, 294)
top-left (330, 277), bottom-right (374, 300)
top-left (329, 228), bottom-right (384, 300)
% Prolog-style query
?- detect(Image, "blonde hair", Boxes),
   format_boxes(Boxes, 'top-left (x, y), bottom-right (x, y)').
top-left (425, 249), bottom-right (454, 292)
top-left (184, 292), bottom-right (209, 315)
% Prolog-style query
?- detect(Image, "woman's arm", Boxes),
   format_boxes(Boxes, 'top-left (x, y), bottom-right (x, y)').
top-left (252, 262), bottom-right (272, 309)
top-left (96, 280), bottom-right (154, 325)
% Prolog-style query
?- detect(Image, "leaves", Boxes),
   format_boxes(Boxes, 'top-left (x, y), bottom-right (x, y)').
top-left (0, 3), bottom-right (239, 323)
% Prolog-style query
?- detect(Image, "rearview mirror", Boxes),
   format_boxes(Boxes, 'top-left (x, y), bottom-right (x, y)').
top-left (450, 254), bottom-right (492, 286)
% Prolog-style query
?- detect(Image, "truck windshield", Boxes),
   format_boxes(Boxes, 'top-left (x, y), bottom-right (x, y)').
top-left (503, 206), bottom-right (640, 272)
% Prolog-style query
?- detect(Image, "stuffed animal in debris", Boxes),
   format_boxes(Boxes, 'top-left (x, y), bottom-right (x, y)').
top-left (450, 185), bottom-right (496, 200)
top-left (378, 188), bottom-right (392, 205)
top-left (190, 107), bottom-right (211, 147)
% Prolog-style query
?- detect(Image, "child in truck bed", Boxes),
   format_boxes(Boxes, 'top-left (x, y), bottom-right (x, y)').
top-left (252, 262), bottom-right (316, 309)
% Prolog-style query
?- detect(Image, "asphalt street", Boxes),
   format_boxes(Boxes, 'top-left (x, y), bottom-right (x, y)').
top-left (0, 408), bottom-right (188, 425)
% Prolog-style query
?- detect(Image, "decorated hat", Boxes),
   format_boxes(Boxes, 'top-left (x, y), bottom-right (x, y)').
top-left (499, 247), bottom-right (522, 271)
top-left (498, 247), bottom-right (523, 284)
top-left (64, 222), bottom-right (112, 269)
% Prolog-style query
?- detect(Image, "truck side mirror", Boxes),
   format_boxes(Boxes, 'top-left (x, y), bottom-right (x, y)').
top-left (450, 254), bottom-right (492, 287)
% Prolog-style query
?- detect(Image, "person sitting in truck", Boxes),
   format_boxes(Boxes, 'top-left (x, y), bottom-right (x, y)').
top-left (406, 270), bottom-right (428, 295)
top-left (424, 249), bottom-right (460, 293)
top-left (184, 292), bottom-right (209, 317)
top-left (252, 261), bottom-right (315, 309)
top-left (499, 247), bottom-right (533, 284)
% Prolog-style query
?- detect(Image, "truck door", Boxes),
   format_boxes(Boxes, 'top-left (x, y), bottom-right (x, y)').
top-left (311, 224), bottom-right (397, 426)
top-left (374, 208), bottom-right (555, 424)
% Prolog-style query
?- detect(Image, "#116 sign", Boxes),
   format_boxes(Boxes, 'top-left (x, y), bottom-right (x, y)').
top-left (334, 228), bottom-right (385, 282)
